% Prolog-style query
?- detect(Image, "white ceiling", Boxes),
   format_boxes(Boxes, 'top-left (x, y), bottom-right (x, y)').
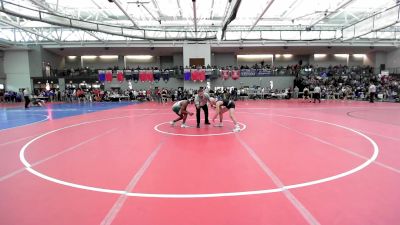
top-left (43, 45), bottom-right (396, 57)
top-left (0, 0), bottom-right (400, 44)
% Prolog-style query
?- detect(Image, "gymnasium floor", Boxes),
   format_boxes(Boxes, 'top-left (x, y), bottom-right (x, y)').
top-left (0, 100), bottom-right (399, 225)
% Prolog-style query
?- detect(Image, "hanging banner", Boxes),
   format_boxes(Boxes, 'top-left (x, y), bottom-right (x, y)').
top-left (191, 69), bottom-right (198, 81)
top-left (198, 69), bottom-right (205, 82)
top-left (139, 70), bottom-right (147, 82)
top-left (191, 69), bottom-right (205, 81)
top-left (205, 69), bottom-right (213, 79)
top-left (105, 70), bottom-right (113, 82)
top-left (124, 70), bottom-right (132, 80)
top-left (162, 70), bottom-right (170, 82)
top-left (117, 70), bottom-right (124, 82)
top-left (98, 70), bottom-right (105, 82)
top-left (221, 70), bottom-right (230, 80)
top-left (240, 69), bottom-right (273, 77)
top-left (240, 69), bottom-right (257, 77)
top-left (184, 69), bottom-right (191, 80)
top-left (257, 69), bottom-right (272, 76)
top-left (145, 70), bottom-right (154, 82)
top-left (132, 70), bottom-right (139, 82)
top-left (231, 70), bottom-right (240, 80)
top-left (153, 70), bottom-right (161, 82)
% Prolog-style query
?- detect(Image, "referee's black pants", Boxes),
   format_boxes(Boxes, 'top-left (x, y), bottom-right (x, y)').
top-left (24, 96), bottom-right (30, 108)
top-left (370, 92), bottom-right (375, 103)
top-left (313, 93), bottom-right (321, 103)
top-left (196, 104), bottom-right (210, 126)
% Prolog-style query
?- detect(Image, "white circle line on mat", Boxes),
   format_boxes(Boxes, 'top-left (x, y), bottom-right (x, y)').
top-left (19, 113), bottom-right (379, 198)
top-left (154, 120), bottom-right (246, 137)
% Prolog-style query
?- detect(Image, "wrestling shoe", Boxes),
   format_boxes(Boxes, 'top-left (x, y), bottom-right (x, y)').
top-left (233, 124), bottom-right (241, 132)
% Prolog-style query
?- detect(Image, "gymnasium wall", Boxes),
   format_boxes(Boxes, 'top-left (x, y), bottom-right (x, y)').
top-left (0, 51), bottom-right (5, 90)
top-left (237, 56), bottom-right (273, 67)
top-left (211, 53), bottom-right (236, 67)
top-left (363, 53), bottom-right (375, 67)
top-left (28, 46), bottom-right (42, 77)
top-left (125, 56), bottom-right (159, 69)
top-left (4, 50), bottom-right (31, 91)
top-left (374, 51), bottom-right (387, 73)
top-left (183, 43), bottom-right (211, 67)
top-left (59, 52), bottom-right (379, 70)
top-left (310, 54), bottom-right (348, 67)
top-left (160, 56), bottom-right (174, 69)
top-left (274, 55), bottom-right (308, 67)
top-left (42, 48), bottom-right (64, 69)
top-left (29, 47), bottom-right (64, 77)
top-left (172, 53), bottom-right (183, 67)
top-left (386, 48), bottom-right (400, 70)
top-left (0, 51), bottom-right (5, 78)
top-left (64, 56), bottom-right (81, 68)
top-left (64, 55), bottom-right (178, 70)
top-left (81, 56), bottom-right (120, 69)
top-left (348, 55), bottom-right (365, 67)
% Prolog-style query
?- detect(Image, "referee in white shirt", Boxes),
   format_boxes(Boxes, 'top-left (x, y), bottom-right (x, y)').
top-left (194, 88), bottom-right (211, 128)
top-left (23, 88), bottom-right (30, 108)
top-left (313, 85), bottom-right (321, 103)
top-left (369, 82), bottom-right (376, 103)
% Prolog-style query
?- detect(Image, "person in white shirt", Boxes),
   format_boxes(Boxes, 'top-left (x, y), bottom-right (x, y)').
top-left (369, 82), bottom-right (376, 103)
top-left (194, 88), bottom-right (211, 128)
top-left (294, 86), bottom-right (299, 99)
top-left (23, 88), bottom-right (30, 108)
top-left (313, 85), bottom-right (321, 103)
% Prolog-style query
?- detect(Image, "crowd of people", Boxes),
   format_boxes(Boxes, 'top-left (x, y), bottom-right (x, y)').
top-left (293, 65), bottom-right (400, 102)
top-left (2, 63), bottom-right (399, 107)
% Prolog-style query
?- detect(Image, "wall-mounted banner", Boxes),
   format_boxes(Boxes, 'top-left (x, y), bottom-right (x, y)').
top-left (124, 70), bottom-right (132, 80)
top-left (256, 69), bottom-right (272, 77)
top-left (240, 69), bottom-right (272, 77)
top-left (240, 69), bottom-right (257, 77)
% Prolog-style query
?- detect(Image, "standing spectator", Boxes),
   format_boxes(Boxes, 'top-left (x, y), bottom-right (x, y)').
top-left (0, 90), bottom-right (4, 102)
top-left (294, 86), bottom-right (299, 99)
top-left (369, 82), bottom-right (376, 103)
top-left (23, 88), bottom-right (30, 108)
top-left (313, 85), bottom-right (321, 103)
top-left (171, 89), bottom-right (176, 102)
